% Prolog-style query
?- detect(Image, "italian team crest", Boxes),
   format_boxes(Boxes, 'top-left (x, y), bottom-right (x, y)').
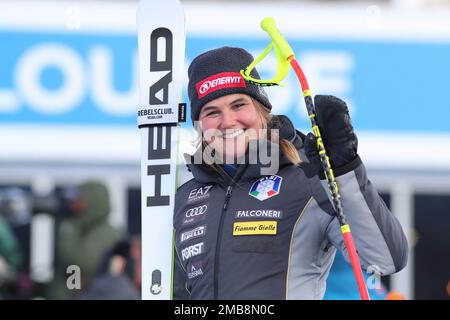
top-left (249, 175), bottom-right (283, 201)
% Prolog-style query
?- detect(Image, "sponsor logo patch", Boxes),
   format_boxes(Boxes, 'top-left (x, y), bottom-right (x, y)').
top-left (235, 209), bottom-right (283, 219)
top-left (182, 204), bottom-right (208, 225)
top-left (188, 185), bottom-right (213, 203)
top-left (195, 72), bottom-right (246, 99)
top-left (233, 221), bottom-right (278, 236)
top-left (187, 260), bottom-right (204, 279)
top-left (249, 175), bottom-right (282, 201)
top-left (181, 242), bottom-right (205, 261)
top-left (180, 225), bottom-right (207, 243)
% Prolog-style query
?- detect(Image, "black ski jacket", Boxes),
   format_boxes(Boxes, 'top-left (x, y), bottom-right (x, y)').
top-left (173, 116), bottom-right (408, 299)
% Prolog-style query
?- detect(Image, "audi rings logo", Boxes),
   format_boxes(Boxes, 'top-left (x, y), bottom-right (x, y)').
top-left (199, 81), bottom-right (211, 94)
top-left (185, 205), bottom-right (208, 218)
top-left (182, 204), bottom-right (208, 225)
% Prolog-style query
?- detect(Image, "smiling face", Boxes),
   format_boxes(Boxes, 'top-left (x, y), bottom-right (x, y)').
top-left (198, 93), bottom-right (264, 163)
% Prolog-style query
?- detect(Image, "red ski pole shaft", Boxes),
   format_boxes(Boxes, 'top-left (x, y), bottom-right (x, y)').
top-left (252, 17), bottom-right (371, 299)
top-left (289, 56), bottom-right (370, 300)
top-left (342, 224), bottom-right (371, 300)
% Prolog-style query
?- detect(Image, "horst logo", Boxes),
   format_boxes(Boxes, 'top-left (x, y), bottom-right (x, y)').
top-left (145, 27), bottom-right (174, 208)
top-left (182, 242), bottom-right (205, 261)
top-left (195, 72), bottom-right (245, 99)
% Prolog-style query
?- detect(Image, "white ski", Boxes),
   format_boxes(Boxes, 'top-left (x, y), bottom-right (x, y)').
top-left (137, 0), bottom-right (186, 300)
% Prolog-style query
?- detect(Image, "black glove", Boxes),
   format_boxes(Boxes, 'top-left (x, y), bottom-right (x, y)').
top-left (304, 95), bottom-right (358, 172)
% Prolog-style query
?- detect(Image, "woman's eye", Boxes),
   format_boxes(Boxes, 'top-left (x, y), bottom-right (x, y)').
top-left (207, 111), bottom-right (219, 117)
top-left (233, 103), bottom-right (245, 109)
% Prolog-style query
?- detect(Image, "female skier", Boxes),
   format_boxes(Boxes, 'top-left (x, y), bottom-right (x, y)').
top-left (173, 46), bottom-right (408, 299)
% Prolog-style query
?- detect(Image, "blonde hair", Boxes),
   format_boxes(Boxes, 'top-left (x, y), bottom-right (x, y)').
top-left (253, 99), bottom-right (301, 166)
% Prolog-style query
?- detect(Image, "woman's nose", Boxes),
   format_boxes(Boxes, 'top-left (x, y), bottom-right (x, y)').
top-left (220, 110), bottom-right (237, 129)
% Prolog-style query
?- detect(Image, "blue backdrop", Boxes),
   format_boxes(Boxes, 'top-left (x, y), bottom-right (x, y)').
top-left (1, 29), bottom-right (449, 133)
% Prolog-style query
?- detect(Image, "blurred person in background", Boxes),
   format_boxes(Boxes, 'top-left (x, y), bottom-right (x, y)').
top-left (77, 236), bottom-right (141, 300)
top-left (0, 213), bottom-right (23, 299)
top-left (48, 181), bottom-right (123, 299)
top-left (0, 188), bottom-right (34, 300)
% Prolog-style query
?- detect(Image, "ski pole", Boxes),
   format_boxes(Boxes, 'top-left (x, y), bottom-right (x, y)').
top-left (241, 17), bottom-right (370, 300)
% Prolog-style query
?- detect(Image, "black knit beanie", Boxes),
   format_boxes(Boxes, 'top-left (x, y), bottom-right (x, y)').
top-left (188, 46), bottom-right (272, 123)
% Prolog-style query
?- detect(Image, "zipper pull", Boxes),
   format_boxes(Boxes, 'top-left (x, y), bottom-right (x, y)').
top-left (223, 186), bottom-right (233, 210)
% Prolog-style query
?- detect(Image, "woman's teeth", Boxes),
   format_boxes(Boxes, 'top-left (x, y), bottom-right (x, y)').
top-left (221, 129), bottom-right (245, 139)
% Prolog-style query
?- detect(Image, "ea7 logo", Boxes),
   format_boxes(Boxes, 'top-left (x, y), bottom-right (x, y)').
top-left (188, 185), bottom-right (212, 202)
top-left (181, 242), bottom-right (204, 261)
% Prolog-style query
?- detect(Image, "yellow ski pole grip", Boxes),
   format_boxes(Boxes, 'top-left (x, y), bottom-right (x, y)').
top-left (261, 18), bottom-right (294, 60)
